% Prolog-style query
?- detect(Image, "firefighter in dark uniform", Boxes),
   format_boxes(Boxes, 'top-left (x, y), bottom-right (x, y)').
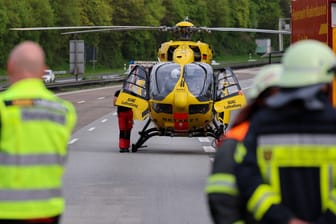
top-left (206, 64), bottom-right (282, 224)
top-left (235, 39), bottom-right (336, 224)
top-left (114, 89), bottom-right (133, 153)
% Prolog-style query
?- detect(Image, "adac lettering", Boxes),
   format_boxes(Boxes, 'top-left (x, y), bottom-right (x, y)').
top-left (121, 98), bottom-right (138, 108)
top-left (127, 98), bottom-right (136, 102)
top-left (224, 101), bottom-right (242, 110)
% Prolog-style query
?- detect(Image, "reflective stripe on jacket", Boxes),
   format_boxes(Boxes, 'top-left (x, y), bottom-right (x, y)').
top-left (0, 79), bottom-right (76, 219)
top-left (249, 134), bottom-right (336, 219)
top-left (206, 122), bottom-right (249, 195)
top-left (206, 121), bottom-right (250, 224)
top-left (235, 101), bottom-right (336, 223)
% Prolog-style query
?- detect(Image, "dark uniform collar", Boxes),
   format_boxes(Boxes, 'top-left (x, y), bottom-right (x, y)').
top-left (266, 84), bottom-right (326, 110)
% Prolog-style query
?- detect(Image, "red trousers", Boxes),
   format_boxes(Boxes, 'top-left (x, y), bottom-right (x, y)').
top-left (0, 216), bottom-right (60, 224)
top-left (117, 110), bottom-right (133, 149)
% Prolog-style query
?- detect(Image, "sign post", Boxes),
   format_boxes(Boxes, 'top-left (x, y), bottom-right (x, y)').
top-left (70, 40), bottom-right (85, 80)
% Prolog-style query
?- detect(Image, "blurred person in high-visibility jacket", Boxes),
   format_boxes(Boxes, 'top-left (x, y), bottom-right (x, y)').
top-left (0, 41), bottom-right (77, 224)
top-left (206, 63), bottom-right (282, 224)
top-left (235, 39), bottom-right (336, 224)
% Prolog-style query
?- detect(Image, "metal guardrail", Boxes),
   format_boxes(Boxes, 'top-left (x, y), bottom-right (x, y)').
top-left (0, 74), bottom-right (126, 92)
top-left (54, 70), bottom-right (67, 75)
top-left (45, 75), bottom-right (126, 91)
top-left (214, 61), bottom-right (269, 70)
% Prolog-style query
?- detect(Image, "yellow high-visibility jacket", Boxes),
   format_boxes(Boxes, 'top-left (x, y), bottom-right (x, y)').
top-left (0, 79), bottom-right (76, 219)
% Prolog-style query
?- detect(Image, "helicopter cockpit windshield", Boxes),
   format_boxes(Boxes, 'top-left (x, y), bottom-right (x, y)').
top-left (150, 62), bottom-right (213, 101)
top-left (150, 63), bottom-right (181, 100)
top-left (184, 62), bottom-right (213, 101)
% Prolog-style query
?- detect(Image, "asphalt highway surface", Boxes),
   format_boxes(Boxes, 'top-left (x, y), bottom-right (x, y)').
top-left (57, 67), bottom-right (259, 224)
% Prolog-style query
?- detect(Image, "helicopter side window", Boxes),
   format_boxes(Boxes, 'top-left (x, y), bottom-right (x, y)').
top-left (167, 46), bottom-right (178, 61)
top-left (149, 63), bottom-right (180, 100)
top-left (124, 66), bottom-right (148, 99)
top-left (215, 68), bottom-right (241, 100)
top-left (190, 46), bottom-right (201, 61)
top-left (184, 63), bottom-right (213, 101)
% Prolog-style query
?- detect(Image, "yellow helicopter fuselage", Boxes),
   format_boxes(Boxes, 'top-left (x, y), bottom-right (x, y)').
top-left (152, 39), bottom-right (215, 133)
top-left (149, 70), bottom-right (213, 134)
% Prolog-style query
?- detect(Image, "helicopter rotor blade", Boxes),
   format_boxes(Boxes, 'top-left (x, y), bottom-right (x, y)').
top-left (11, 24), bottom-right (291, 35)
top-left (203, 27), bottom-right (291, 34)
top-left (61, 26), bottom-right (163, 35)
top-left (11, 26), bottom-right (125, 31)
top-left (11, 25), bottom-right (163, 32)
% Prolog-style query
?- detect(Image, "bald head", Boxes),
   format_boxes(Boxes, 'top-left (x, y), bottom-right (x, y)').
top-left (7, 41), bottom-right (46, 84)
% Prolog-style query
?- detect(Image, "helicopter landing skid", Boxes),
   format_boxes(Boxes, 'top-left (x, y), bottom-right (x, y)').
top-left (132, 119), bottom-right (160, 152)
top-left (207, 120), bottom-right (226, 140)
top-left (131, 119), bottom-right (227, 152)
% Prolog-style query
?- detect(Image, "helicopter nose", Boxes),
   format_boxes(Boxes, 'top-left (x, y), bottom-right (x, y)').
top-left (174, 91), bottom-right (187, 110)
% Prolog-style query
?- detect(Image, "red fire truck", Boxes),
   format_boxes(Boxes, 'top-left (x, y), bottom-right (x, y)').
top-left (291, 0), bottom-right (336, 46)
top-left (291, 0), bottom-right (336, 105)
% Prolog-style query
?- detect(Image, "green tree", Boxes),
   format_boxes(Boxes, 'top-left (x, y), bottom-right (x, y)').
top-left (0, 0), bottom-right (9, 68)
top-left (279, 0), bottom-right (291, 17)
top-left (206, 0), bottom-right (231, 57)
top-left (161, 0), bottom-right (188, 26)
top-left (186, 0), bottom-right (210, 26)
top-left (230, 0), bottom-right (250, 27)
top-left (79, 0), bottom-right (113, 68)
top-left (1, 0), bottom-right (49, 66)
top-left (143, 0), bottom-right (165, 59)
top-left (49, 0), bottom-right (82, 67)
top-left (221, 1), bottom-right (255, 56)
top-left (252, 0), bottom-right (282, 51)
top-left (26, 0), bottom-right (56, 66)
top-left (0, 0), bottom-right (291, 70)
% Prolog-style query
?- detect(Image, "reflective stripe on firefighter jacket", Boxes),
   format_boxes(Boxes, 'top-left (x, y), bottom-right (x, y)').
top-left (206, 121), bottom-right (250, 224)
top-left (247, 134), bottom-right (336, 220)
top-left (235, 100), bottom-right (336, 223)
top-left (0, 79), bottom-right (77, 219)
top-left (206, 122), bottom-right (249, 195)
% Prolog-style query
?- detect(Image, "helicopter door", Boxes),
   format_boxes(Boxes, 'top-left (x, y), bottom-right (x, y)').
top-left (116, 65), bottom-right (149, 120)
top-left (214, 68), bottom-right (246, 122)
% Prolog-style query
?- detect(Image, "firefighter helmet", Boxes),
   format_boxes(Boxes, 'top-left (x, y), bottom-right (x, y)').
top-left (249, 64), bottom-right (282, 99)
top-left (280, 39), bottom-right (336, 87)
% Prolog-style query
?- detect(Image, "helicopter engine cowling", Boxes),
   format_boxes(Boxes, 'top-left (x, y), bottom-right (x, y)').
top-left (173, 45), bottom-right (194, 64)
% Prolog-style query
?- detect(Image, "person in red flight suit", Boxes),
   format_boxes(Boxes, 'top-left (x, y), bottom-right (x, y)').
top-left (114, 89), bottom-right (133, 153)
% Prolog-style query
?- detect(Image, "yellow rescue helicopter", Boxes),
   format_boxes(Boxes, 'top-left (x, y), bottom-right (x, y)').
top-left (118, 60), bottom-right (245, 152)
top-left (114, 19), bottom-right (289, 152)
top-left (11, 18), bottom-right (290, 152)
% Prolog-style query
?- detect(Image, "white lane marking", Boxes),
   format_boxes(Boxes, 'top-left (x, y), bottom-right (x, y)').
top-left (198, 137), bottom-right (210, 143)
top-left (77, 100), bottom-right (86, 104)
top-left (101, 118), bottom-right (108, 123)
top-left (68, 138), bottom-right (78, 144)
top-left (203, 146), bottom-right (216, 153)
top-left (97, 97), bottom-right (105, 100)
top-left (88, 127), bottom-right (96, 132)
top-left (56, 86), bottom-right (120, 96)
